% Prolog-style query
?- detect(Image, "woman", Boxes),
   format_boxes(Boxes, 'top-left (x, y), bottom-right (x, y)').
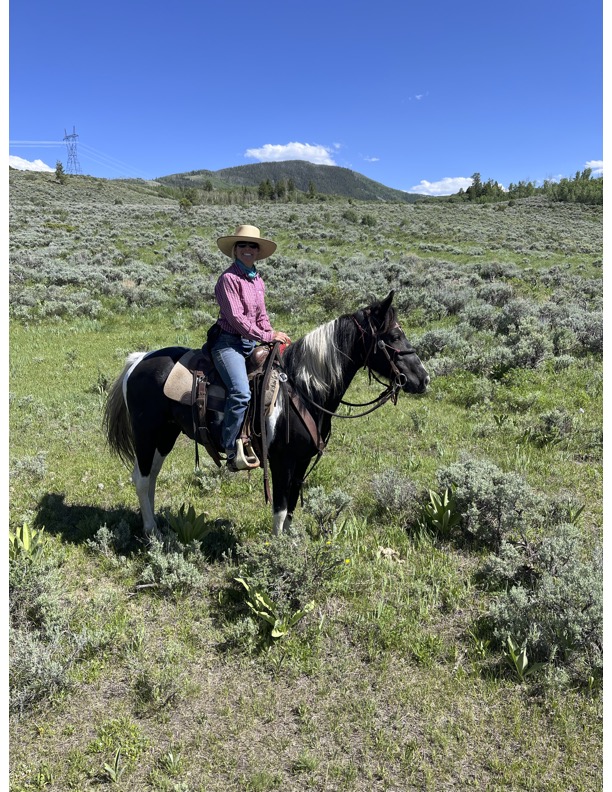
top-left (211, 224), bottom-right (291, 471)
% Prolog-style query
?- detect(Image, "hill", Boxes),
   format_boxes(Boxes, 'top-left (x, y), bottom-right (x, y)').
top-left (156, 160), bottom-right (424, 202)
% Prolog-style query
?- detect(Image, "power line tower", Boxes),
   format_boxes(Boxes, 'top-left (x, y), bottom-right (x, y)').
top-left (63, 126), bottom-right (82, 174)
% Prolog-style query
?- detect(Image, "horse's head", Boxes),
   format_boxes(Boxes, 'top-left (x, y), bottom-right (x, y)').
top-left (359, 291), bottom-right (429, 395)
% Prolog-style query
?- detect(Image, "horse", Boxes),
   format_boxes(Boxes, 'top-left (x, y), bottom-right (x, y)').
top-left (103, 291), bottom-right (429, 538)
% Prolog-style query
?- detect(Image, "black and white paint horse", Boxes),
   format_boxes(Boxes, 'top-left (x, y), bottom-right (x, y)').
top-left (103, 291), bottom-right (429, 538)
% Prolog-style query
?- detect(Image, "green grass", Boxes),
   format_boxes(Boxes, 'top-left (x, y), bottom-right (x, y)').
top-left (8, 172), bottom-right (602, 791)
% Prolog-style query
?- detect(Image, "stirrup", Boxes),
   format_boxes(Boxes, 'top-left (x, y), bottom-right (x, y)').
top-left (234, 438), bottom-right (260, 470)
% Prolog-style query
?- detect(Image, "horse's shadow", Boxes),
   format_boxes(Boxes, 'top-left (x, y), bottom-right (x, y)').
top-left (32, 492), bottom-right (240, 561)
top-left (33, 492), bottom-right (143, 547)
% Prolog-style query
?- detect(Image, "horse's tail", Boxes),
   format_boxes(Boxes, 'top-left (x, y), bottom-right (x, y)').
top-left (103, 352), bottom-right (146, 467)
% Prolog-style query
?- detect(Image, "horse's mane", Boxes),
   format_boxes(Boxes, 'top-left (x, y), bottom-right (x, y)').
top-left (281, 298), bottom-right (396, 402)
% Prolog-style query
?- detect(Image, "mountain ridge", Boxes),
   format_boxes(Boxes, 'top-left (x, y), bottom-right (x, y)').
top-left (155, 160), bottom-right (425, 203)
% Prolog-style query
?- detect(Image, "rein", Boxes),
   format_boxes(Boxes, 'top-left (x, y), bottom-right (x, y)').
top-left (288, 313), bottom-right (408, 421)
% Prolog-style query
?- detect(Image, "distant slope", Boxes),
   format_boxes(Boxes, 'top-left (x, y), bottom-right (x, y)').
top-left (157, 161), bottom-right (423, 203)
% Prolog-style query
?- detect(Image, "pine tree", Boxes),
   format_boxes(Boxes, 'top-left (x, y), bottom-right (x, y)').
top-left (55, 161), bottom-right (67, 185)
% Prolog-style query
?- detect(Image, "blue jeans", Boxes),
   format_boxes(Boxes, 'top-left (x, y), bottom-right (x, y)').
top-left (211, 332), bottom-right (256, 454)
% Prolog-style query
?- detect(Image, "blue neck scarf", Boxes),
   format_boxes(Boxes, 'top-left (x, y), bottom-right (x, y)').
top-left (235, 259), bottom-right (258, 280)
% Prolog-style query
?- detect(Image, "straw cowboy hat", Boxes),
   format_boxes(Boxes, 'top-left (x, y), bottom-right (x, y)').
top-left (216, 224), bottom-right (277, 259)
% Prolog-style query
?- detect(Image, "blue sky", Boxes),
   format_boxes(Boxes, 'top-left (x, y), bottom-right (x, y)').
top-left (8, 0), bottom-right (603, 195)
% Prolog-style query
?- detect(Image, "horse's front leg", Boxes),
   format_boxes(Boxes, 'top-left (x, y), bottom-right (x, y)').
top-left (270, 456), bottom-right (310, 536)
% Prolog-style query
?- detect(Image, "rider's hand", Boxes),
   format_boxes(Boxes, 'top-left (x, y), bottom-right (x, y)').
top-left (273, 331), bottom-right (291, 345)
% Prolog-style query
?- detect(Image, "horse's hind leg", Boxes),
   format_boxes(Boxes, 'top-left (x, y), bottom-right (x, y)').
top-left (132, 450), bottom-right (166, 542)
top-left (132, 422), bottom-right (181, 541)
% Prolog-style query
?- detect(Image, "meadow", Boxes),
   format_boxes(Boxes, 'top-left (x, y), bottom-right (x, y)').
top-left (8, 169), bottom-right (603, 791)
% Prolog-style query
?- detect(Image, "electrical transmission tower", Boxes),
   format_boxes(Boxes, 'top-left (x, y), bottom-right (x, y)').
top-left (63, 126), bottom-right (82, 174)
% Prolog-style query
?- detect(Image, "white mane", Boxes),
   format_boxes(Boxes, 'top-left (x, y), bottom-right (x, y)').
top-left (293, 319), bottom-right (349, 400)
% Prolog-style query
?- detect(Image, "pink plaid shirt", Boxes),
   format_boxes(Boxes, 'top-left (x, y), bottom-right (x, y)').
top-left (214, 262), bottom-right (275, 343)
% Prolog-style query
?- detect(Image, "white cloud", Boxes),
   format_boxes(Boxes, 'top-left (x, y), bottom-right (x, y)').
top-left (9, 156), bottom-right (55, 173)
top-left (244, 142), bottom-right (336, 166)
top-left (364, 156), bottom-right (380, 163)
top-left (406, 176), bottom-right (472, 196)
top-left (586, 159), bottom-right (603, 176)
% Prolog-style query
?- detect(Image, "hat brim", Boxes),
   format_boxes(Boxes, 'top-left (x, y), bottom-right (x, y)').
top-left (217, 235), bottom-right (277, 259)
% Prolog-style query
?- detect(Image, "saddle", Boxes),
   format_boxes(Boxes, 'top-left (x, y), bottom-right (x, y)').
top-left (163, 337), bottom-right (326, 502)
top-left (163, 342), bottom-right (282, 470)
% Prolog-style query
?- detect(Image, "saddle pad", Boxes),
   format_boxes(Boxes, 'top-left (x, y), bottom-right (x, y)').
top-left (163, 350), bottom-right (199, 404)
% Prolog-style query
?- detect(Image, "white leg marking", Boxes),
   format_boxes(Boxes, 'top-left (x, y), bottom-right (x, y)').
top-left (273, 508), bottom-right (288, 536)
top-left (132, 451), bottom-right (166, 541)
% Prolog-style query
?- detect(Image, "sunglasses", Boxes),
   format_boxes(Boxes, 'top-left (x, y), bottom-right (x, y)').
top-left (236, 242), bottom-right (260, 249)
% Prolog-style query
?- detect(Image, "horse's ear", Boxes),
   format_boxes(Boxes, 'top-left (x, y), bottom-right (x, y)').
top-left (366, 291), bottom-right (395, 328)
top-left (374, 291), bottom-right (394, 317)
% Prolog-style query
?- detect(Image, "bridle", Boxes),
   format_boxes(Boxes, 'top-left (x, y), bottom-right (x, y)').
top-left (289, 312), bottom-right (413, 420)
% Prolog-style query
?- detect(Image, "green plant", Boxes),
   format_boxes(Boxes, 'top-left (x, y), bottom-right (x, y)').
top-left (103, 749), bottom-right (126, 783)
top-left (167, 503), bottom-right (209, 543)
top-left (235, 577), bottom-right (314, 645)
top-left (158, 748), bottom-right (183, 776)
top-left (467, 628), bottom-right (490, 660)
top-left (9, 523), bottom-right (45, 560)
top-left (32, 762), bottom-right (54, 789)
top-left (54, 160), bottom-right (67, 185)
top-left (133, 662), bottom-right (187, 713)
top-left (504, 636), bottom-right (544, 682)
top-left (417, 488), bottom-right (461, 538)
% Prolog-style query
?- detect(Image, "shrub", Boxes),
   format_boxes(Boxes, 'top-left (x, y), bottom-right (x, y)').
top-left (233, 533), bottom-right (347, 616)
top-left (436, 455), bottom-right (539, 549)
top-left (476, 281), bottom-right (514, 306)
top-left (9, 628), bottom-right (73, 716)
top-left (302, 486), bottom-right (352, 537)
top-left (9, 541), bottom-right (64, 635)
top-left (495, 298), bottom-right (538, 335)
top-left (87, 522), bottom-right (132, 557)
top-left (521, 408), bottom-right (574, 448)
top-left (371, 468), bottom-right (420, 523)
top-left (414, 328), bottom-right (462, 360)
top-left (505, 316), bottom-right (554, 369)
top-left (462, 300), bottom-right (499, 330)
top-left (9, 546), bottom-right (73, 716)
top-left (138, 539), bottom-right (207, 595)
top-left (481, 525), bottom-right (602, 681)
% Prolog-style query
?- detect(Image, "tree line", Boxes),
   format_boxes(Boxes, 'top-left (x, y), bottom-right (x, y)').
top-left (453, 169), bottom-right (603, 205)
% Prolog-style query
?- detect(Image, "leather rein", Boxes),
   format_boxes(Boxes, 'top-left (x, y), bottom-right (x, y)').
top-left (289, 313), bottom-right (411, 421)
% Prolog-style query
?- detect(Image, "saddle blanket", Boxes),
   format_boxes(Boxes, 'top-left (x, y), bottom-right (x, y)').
top-left (163, 348), bottom-right (281, 416)
top-left (163, 350), bottom-right (202, 405)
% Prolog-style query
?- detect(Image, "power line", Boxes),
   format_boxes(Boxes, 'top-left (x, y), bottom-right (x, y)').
top-left (77, 143), bottom-right (150, 179)
top-left (9, 140), bottom-right (64, 146)
top-left (9, 138), bottom-right (151, 180)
